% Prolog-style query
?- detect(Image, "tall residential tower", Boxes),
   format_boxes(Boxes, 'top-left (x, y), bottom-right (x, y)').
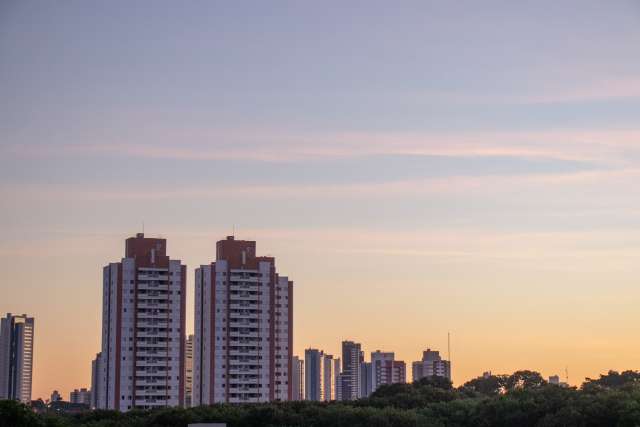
top-left (0, 313), bottom-right (34, 403)
top-left (193, 236), bottom-right (293, 404)
top-left (340, 341), bottom-right (361, 400)
top-left (95, 233), bottom-right (186, 411)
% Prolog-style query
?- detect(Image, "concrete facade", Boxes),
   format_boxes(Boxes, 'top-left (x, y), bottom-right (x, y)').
top-left (193, 236), bottom-right (293, 404)
top-left (0, 313), bottom-right (34, 403)
top-left (96, 233), bottom-right (186, 411)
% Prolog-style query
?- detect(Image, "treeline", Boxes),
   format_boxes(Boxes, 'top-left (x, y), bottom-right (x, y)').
top-left (3, 370), bottom-right (640, 427)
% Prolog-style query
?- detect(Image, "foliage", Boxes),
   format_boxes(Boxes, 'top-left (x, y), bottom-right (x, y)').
top-left (3, 370), bottom-right (640, 426)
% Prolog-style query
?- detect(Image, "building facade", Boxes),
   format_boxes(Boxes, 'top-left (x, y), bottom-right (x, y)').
top-left (291, 356), bottom-right (304, 401)
top-left (0, 313), bottom-right (34, 403)
top-left (304, 349), bottom-right (324, 401)
top-left (370, 351), bottom-right (406, 393)
top-left (340, 341), bottom-right (361, 400)
top-left (359, 362), bottom-right (372, 398)
top-left (95, 233), bottom-right (186, 411)
top-left (193, 236), bottom-right (293, 404)
top-left (412, 349), bottom-right (451, 382)
top-left (70, 388), bottom-right (91, 405)
top-left (90, 353), bottom-right (101, 409)
top-left (185, 335), bottom-right (194, 407)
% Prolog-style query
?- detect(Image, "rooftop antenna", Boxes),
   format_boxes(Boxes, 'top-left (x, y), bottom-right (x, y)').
top-left (232, 224), bottom-right (235, 238)
top-left (142, 220), bottom-right (145, 234)
top-left (565, 366), bottom-right (569, 384)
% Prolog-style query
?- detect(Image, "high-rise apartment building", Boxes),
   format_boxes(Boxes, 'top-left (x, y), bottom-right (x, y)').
top-left (185, 334), bottom-right (194, 407)
top-left (322, 354), bottom-right (340, 401)
top-left (70, 388), bottom-right (91, 405)
top-left (333, 358), bottom-right (341, 400)
top-left (340, 341), bottom-right (361, 400)
top-left (412, 349), bottom-right (451, 382)
top-left (291, 356), bottom-right (304, 401)
top-left (90, 352), bottom-right (102, 409)
top-left (370, 351), bottom-right (406, 393)
top-left (95, 233), bottom-right (186, 411)
top-left (359, 362), bottom-right (372, 398)
top-left (193, 236), bottom-right (293, 404)
top-left (0, 313), bottom-right (34, 403)
top-left (304, 349), bottom-right (324, 401)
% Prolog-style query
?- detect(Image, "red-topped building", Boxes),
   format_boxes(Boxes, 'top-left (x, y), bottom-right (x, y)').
top-left (193, 236), bottom-right (293, 404)
top-left (95, 233), bottom-right (186, 411)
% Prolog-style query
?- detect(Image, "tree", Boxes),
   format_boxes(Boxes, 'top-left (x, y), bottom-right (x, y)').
top-left (505, 370), bottom-right (546, 391)
top-left (583, 370), bottom-right (640, 391)
top-left (0, 399), bottom-right (45, 427)
top-left (461, 374), bottom-right (507, 396)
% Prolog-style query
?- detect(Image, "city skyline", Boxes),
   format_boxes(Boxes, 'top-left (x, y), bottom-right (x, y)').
top-left (2, 0), bottom-right (640, 402)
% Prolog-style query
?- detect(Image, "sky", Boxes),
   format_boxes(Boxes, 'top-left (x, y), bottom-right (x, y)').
top-left (1, 0), bottom-right (640, 400)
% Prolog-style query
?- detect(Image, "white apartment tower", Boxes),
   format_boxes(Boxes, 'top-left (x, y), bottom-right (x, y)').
top-left (371, 351), bottom-right (406, 393)
top-left (96, 233), bottom-right (186, 411)
top-left (193, 236), bottom-right (293, 404)
top-left (412, 349), bottom-right (451, 382)
top-left (0, 313), bottom-right (34, 403)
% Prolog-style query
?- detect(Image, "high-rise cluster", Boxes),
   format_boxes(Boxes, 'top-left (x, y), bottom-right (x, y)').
top-left (300, 341), bottom-right (451, 401)
top-left (3, 232), bottom-right (452, 410)
top-left (91, 234), bottom-right (294, 411)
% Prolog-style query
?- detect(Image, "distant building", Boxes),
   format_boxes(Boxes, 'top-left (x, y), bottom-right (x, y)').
top-left (549, 375), bottom-right (569, 387)
top-left (90, 352), bottom-right (102, 409)
top-left (0, 313), bottom-right (35, 403)
top-left (412, 349), bottom-right (451, 381)
top-left (185, 334), bottom-right (194, 407)
top-left (340, 341), bottom-right (362, 400)
top-left (321, 354), bottom-right (341, 401)
top-left (305, 349), bottom-right (324, 401)
top-left (291, 356), bottom-right (304, 400)
top-left (70, 388), bottom-right (91, 405)
top-left (333, 358), bottom-right (341, 400)
top-left (50, 390), bottom-right (62, 402)
top-left (193, 236), bottom-right (293, 404)
top-left (359, 362), bottom-right (372, 398)
top-left (370, 351), bottom-right (406, 393)
top-left (95, 233), bottom-right (186, 411)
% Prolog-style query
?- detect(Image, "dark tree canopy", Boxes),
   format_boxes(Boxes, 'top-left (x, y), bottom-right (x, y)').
top-left (3, 369), bottom-right (640, 427)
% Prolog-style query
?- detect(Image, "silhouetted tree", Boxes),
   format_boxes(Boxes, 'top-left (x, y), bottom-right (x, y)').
top-left (505, 370), bottom-right (547, 391)
top-left (460, 374), bottom-right (508, 396)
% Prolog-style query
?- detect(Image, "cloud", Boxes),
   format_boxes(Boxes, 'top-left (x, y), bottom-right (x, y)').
top-left (1, 168), bottom-right (639, 202)
top-left (416, 77), bottom-right (640, 106)
top-left (4, 128), bottom-right (640, 166)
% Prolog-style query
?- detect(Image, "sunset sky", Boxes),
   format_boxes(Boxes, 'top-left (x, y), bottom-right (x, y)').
top-left (2, 1), bottom-right (640, 400)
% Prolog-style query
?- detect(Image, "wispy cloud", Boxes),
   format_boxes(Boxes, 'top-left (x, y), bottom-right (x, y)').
top-left (4, 128), bottom-right (640, 165)
top-left (416, 77), bottom-right (640, 106)
top-left (2, 168), bottom-right (639, 201)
